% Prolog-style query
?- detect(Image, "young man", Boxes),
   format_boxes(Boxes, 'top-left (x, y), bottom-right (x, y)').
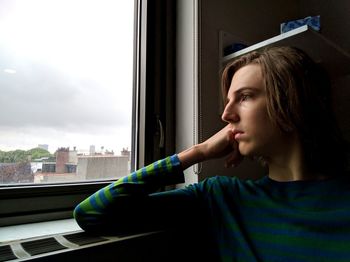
top-left (74, 47), bottom-right (349, 261)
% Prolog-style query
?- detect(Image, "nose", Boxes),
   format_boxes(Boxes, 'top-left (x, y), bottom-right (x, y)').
top-left (221, 102), bottom-right (240, 123)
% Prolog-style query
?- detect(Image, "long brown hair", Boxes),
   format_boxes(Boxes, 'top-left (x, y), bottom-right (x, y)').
top-left (221, 46), bottom-right (348, 175)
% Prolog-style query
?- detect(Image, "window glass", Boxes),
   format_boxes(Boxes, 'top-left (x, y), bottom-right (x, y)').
top-left (0, 0), bottom-right (134, 184)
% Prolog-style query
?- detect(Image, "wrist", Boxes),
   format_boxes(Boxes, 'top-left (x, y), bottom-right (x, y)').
top-left (178, 144), bottom-right (206, 170)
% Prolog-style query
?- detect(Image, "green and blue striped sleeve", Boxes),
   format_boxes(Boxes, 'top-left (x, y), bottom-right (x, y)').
top-left (73, 154), bottom-right (186, 233)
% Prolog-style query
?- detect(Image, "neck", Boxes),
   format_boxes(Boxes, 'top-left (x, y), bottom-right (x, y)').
top-left (266, 134), bottom-right (324, 182)
top-left (267, 156), bottom-right (306, 182)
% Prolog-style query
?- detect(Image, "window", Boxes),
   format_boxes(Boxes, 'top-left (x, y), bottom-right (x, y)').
top-left (0, 0), bottom-right (177, 227)
top-left (0, 0), bottom-right (137, 227)
top-left (0, 0), bottom-right (134, 184)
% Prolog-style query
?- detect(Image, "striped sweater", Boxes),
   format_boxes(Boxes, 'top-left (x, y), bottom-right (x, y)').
top-left (74, 155), bottom-right (350, 261)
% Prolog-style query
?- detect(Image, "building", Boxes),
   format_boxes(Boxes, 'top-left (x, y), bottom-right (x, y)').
top-left (0, 162), bottom-right (33, 183)
top-left (77, 155), bottom-right (129, 180)
top-left (89, 145), bottom-right (96, 155)
top-left (37, 148), bottom-right (128, 182)
top-left (121, 147), bottom-right (131, 159)
top-left (38, 144), bottom-right (49, 151)
top-left (41, 147), bottom-right (78, 174)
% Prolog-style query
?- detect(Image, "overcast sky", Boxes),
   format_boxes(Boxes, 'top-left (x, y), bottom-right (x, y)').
top-left (0, 0), bottom-right (134, 154)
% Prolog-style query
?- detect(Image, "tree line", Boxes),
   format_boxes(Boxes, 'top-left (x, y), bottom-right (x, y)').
top-left (0, 148), bottom-right (53, 163)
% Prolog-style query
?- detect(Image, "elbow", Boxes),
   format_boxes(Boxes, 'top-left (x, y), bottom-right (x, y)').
top-left (73, 203), bottom-right (90, 232)
top-left (73, 203), bottom-right (102, 233)
top-left (73, 202), bottom-right (118, 234)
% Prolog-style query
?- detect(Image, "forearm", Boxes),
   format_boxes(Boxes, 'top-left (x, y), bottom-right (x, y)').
top-left (73, 155), bottom-right (185, 233)
top-left (177, 144), bottom-right (207, 170)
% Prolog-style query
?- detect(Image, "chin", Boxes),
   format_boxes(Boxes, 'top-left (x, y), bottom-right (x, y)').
top-left (238, 144), bottom-right (258, 157)
top-left (238, 145), bottom-right (251, 156)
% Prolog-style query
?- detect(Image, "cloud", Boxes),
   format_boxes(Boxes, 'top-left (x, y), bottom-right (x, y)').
top-left (0, 0), bottom-right (134, 153)
top-left (0, 58), bottom-right (132, 132)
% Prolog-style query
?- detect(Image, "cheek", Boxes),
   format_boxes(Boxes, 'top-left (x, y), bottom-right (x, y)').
top-left (245, 109), bottom-right (277, 144)
top-left (246, 106), bottom-right (271, 130)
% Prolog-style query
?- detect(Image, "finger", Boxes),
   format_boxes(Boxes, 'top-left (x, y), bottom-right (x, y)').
top-left (224, 141), bottom-right (243, 168)
top-left (225, 151), bottom-right (243, 168)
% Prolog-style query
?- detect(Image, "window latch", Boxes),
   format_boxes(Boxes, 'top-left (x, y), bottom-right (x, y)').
top-left (157, 117), bottom-right (164, 148)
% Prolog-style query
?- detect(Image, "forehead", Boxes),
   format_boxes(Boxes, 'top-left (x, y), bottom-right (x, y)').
top-left (229, 64), bottom-right (264, 94)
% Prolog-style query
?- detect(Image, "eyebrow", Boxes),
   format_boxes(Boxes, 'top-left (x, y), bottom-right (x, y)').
top-left (225, 86), bottom-right (262, 104)
top-left (233, 87), bottom-right (261, 95)
top-left (225, 87), bottom-right (262, 105)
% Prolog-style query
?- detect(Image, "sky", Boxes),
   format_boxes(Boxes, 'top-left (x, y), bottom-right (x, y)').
top-left (0, 0), bottom-right (134, 154)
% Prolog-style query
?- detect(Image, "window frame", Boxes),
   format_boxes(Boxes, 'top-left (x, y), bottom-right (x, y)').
top-left (0, 182), bottom-right (108, 226)
top-left (0, 0), bottom-right (176, 227)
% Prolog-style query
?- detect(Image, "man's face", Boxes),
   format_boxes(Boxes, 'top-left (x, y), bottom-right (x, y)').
top-left (221, 64), bottom-right (289, 159)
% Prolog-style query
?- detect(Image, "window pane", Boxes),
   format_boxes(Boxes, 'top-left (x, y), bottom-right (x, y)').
top-left (0, 0), bottom-right (134, 184)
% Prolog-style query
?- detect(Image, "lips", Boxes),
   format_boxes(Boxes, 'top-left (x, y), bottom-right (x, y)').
top-left (232, 129), bottom-right (244, 140)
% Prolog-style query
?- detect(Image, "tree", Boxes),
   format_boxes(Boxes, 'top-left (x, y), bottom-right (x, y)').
top-left (0, 148), bottom-right (53, 163)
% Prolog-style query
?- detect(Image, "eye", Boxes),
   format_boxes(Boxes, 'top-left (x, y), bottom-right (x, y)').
top-left (240, 93), bottom-right (252, 102)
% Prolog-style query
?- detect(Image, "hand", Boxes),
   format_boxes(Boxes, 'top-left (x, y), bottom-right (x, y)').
top-left (199, 124), bottom-right (243, 167)
top-left (178, 124), bottom-right (243, 170)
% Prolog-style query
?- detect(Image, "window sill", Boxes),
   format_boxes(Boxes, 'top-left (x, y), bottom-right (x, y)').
top-left (0, 219), bottom-right (208, 261)
top-left (0, 219), bottom-right (176, 261)
top-left (0, 218), bottom-right (81, 243)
